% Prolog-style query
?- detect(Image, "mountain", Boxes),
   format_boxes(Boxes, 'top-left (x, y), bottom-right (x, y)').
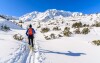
top-left (19, 9), bottom-right (83, 21)
top-left (0, 14), bottom-right (18, 20)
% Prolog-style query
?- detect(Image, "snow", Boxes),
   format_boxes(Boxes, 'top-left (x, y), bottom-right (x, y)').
top-left (38, 34), bottom-right (100, 63)
top-left (0, 10), bottom-right (100, 63)
top-left (0, 30), bottom-right (29, 63)
top-left (0, 19), bottom-right (29, 63)
top-left (0, 18), bottom-right (23, 30)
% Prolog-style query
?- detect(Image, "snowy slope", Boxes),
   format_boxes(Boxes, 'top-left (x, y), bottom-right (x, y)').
top-left (0, 28), bottom-right (30, 63)
top-left (0, 18), bottom-right (23, 30)
top-left (37, 28), bottom-right (100, 63)
top-left (0, 17), bottom-right (30, 63)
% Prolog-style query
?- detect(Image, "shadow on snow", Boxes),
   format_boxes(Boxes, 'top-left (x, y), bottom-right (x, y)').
top-left (38, 49), bottom-right (86, 56)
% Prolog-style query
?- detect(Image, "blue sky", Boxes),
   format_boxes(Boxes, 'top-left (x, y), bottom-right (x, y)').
top-left (0, 0), bottom-right (100, 16)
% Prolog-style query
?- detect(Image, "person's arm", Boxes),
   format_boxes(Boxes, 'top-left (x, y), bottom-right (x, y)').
top-left (26, 29), bottom-right (28, 36)
top-left (33, 28), bottom-right (36, 34)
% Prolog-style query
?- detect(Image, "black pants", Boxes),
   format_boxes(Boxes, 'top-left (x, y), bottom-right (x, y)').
top-left (28, 35), bottom-right (34, 47)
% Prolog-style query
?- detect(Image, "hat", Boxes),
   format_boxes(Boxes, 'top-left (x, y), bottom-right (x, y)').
top-left (29, 24), bottom-right (32, 28)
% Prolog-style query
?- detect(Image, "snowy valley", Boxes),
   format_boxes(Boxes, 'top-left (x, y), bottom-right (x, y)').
top-left (0, 9), bottom-right (100, 63)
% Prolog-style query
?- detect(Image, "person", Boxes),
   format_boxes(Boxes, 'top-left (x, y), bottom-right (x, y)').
top-left (26, 24), bottom-right (35, 48)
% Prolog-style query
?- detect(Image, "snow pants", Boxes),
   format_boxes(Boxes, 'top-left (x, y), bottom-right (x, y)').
top-left (28, 35), bottom-right (34, 47)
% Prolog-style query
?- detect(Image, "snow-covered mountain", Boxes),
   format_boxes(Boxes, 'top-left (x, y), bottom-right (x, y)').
top-left (0, 14), bottom-right (18, 20)
top-left (19, 9), bottom-right (83, 21)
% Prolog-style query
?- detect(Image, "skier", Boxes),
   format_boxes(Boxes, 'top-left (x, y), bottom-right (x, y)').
top-left (26, 24), bottom-right (35, 48)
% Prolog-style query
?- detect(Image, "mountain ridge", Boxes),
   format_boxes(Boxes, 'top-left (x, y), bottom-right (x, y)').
top-left (19, 9), bottom-right (83, 21)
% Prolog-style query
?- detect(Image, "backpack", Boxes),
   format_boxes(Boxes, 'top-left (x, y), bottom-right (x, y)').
top-left (28, 28), bottom-right (33, 35)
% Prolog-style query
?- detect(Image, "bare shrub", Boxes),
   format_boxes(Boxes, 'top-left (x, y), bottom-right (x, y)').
top-left (92, 40), bottom-right (100, 46)
top-left (50, 33), bottom-right (56, 39)
top-left (44, 36), bottom-right (51, 40)
top-left (63, 27), bottom-right (72, 37)
top-left (83, 24), bottom-right (89, 27)
top-left (81, 28), bottom-right (90, 34)
top-left (41, 27), bottom-right (50, 33)
top-left (13, 34), bottom-right (24, 41)
top-left (74, 28), bottom-right (81, 34)
top-left (72, 22), bottom-right (82, 28)
top-left (1, 25), bottom-right (10, 31)
top-left (53, 26), bottom-right (61, 31)
top-left (58, 34), bottom-right (63, 37)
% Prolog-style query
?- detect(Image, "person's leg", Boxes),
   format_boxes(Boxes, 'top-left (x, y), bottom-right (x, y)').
top-left (30, 35), bottom-right (34, 47)
top-left (31, 38), bottom-right (34, 47)
top-left (28, 36), bottom-right (31, 45)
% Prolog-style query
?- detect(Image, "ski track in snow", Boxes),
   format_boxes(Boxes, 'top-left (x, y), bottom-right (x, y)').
top-left (5, 42), bottom-right (29, 63)
top-left (0, 38), bottom-right (45, 63)
top-left (25, 39), bottom-right (46, 63)
top-left (26, 39), bottom-right (46, 63)
top-left (35, 40), bottom-right (46, 63)
top-left (26, 50), bottom-right (34, 63)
